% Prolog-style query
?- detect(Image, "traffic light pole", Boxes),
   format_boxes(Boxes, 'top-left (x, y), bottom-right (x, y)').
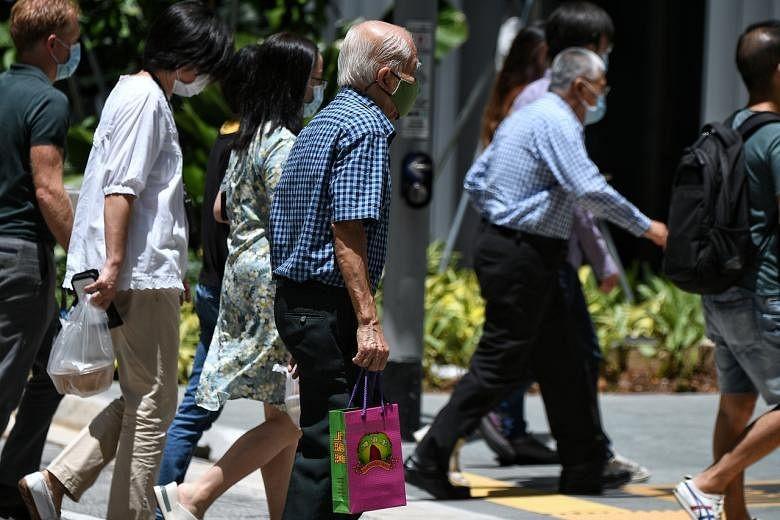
top-left (383, 0), bottom-right (437, 441)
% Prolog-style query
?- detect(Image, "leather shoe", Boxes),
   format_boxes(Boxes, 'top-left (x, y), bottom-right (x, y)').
top-left (559, 461), bottom-right (631, 495)
top-left (512, 434), bottom-right (560, 465)
top-left (478, 413), bottom-right (515, 466)
top-left (404, 454), bottom-right (470, 500)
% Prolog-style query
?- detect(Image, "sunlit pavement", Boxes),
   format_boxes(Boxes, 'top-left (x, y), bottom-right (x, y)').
top-left (3, 391), bottom-right (779, 519)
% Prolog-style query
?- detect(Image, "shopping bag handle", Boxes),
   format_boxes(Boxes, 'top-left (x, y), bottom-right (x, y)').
top-left (346, 370), bottom-right (387, 417)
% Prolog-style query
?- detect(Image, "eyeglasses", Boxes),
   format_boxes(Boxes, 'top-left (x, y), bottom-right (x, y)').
top-left (583, 79), bottom-right (610, 97)
top-left (391, 61), bottom-right (423, 86)
top-left (310, 76), bottom-right (327, 88)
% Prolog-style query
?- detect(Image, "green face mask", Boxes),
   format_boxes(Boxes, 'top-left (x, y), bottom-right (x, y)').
top-left (390, 71), bottom-right (419, 118)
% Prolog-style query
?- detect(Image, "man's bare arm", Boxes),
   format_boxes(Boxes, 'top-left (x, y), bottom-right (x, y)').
top-left (30, 144), bottom-right (73, 249)
top-left (332, 220), bottom-right (389, 371)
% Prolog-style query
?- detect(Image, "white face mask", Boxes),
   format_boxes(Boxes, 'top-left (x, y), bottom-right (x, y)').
top-left (173, 73), bottom-right (210, 97)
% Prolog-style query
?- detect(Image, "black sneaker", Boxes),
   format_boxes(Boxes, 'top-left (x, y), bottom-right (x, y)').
top-left (404, 454), bottom-right (470, 500)
top-left (478, 413), bottom-right (516, 466)
top-left (511, 434), bottom-right (560, 465)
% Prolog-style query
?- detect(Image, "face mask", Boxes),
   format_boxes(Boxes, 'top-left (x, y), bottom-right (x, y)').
top-left (173, 73), bottom-right (210, 97)
top-left (51, 40), bottom-right (80, 81)
top-left (581, 81), bottom-right (608, 126)
top-left (303, 84), bottom-right (325, 118)
top-left (389, 71), bottom-right (419, 118)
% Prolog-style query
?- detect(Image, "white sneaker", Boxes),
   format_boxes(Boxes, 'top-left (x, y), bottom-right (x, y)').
top-left (673, 478), bottom-right (723, 520)
top-left (18, 472), bottom-right (59, 520)
top-left (606, 453), bottom-right (651, 483)
top-left (153, 482), bottom-right (200, 520)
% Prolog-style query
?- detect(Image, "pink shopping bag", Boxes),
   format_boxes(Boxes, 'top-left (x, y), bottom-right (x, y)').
top-left (330, 372), bottom-right (406, 514)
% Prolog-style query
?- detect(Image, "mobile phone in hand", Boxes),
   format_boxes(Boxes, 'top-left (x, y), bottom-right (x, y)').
top-left (71, 269), bottom-right (123, 329)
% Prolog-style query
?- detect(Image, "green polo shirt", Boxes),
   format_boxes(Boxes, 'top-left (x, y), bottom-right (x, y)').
top-left (0, 64), bottom-right (70, 243)
top-left (734, 109), bottom-right (780, 296)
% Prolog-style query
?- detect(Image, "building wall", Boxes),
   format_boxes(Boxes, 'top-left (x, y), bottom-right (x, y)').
top-left (702, 0), bottom-right (780, 123)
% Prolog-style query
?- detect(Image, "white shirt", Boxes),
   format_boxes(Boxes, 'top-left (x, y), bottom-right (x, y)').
top-left (65, 74), bottom-right (187, 291)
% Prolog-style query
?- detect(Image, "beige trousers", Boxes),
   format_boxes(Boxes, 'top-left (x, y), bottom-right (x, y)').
top-left (48, 289), bottom-right (180, 520)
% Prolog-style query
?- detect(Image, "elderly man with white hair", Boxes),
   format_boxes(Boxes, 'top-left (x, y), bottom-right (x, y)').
top-left (405, 47), bottom-right (667, 499)
top-left (270, 20), bottom-right (418, 519)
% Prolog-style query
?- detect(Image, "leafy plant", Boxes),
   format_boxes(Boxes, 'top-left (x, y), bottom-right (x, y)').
top-left (420, 242), bottom-right (708, 389)
top-left (179, 301), bottom-right (200, 383)
top-left (580, 265), bottom-right (706, 381)
top-left (423, 243), bottom-right (483, 387)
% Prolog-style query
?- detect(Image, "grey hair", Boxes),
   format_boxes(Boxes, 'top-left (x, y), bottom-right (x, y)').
top-left (549, 47), bottom-right (605, 92)
top-left (337, 22), bottom-right (414, 87)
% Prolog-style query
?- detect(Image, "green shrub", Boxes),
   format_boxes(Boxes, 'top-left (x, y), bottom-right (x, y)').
top-left (420, 243), bottom-right (707, 388)
top-left (422, 243), bottom-right (483, 387)
top-left (581, 265), bottom-right (706, 380)
top-left (179, 301), bottom-right (200, 384)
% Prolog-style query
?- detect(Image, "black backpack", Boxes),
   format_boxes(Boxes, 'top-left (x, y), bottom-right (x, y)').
top-left (663, 111), bottom-right (780, 294)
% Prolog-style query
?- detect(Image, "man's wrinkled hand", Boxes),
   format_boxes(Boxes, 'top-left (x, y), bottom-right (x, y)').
top-left (644, 220), bottom-right (668, 249)
top-left (353, 322), bottom-right (390, 372)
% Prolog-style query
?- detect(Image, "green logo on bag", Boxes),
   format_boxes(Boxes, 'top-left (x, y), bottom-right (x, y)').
top-left (355, 432), bottom-right (396, 474)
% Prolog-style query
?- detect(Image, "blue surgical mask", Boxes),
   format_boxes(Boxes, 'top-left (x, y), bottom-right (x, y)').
top-left (304, 83), bottom-right (325, 118)
top-left (584, 94), bottom-right (607, 125)
top-left (582, 81), bottom-right (608, 126)
top-left (52, 40), bottom-right (80, 81)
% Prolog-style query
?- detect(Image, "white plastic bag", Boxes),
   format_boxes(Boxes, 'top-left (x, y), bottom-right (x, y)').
top-left (273, 364), bottom-right (300, 427)
top-left (47, 295), bottom-right (115, 397)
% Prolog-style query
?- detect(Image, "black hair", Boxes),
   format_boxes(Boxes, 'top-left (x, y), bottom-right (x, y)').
top-left (143, 0), bottom-right (234, 80)
top-left (231, 32), bottom-right (318, 152)
top-left (736, 21), bottom-right (780, 96)
top-left (481, 25), bottom-right (546, 146)
top-left (220, 44), bottom-right (259, 116)
top-left (546, 1), bottom-right (614, 59)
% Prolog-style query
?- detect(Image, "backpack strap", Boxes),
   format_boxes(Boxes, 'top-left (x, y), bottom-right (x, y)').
top-left (736, 111), bottom-right (780, 141)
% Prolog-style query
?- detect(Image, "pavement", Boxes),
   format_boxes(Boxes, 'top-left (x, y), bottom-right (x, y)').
top-left (2, 385), bottom-right (779, 519)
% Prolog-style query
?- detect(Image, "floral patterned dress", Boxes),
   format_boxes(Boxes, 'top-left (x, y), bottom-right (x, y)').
top-left (196, 124), bottom-right (295, 411)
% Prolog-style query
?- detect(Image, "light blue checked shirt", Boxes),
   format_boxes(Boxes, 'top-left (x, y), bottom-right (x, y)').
top-left (465, 92), bottom-right (651, 239)
top-left (270, 87), bottom-right (395, 291)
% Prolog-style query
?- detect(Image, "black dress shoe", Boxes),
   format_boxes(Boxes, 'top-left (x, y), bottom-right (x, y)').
top-left (559, 461), bottom-right (631, 495)
top-left (404, 454), bottom-right (470, 500)
top-left (512, 434), bottom-right (560, 465)
top-left (478, 413), bottom-right (515, 466)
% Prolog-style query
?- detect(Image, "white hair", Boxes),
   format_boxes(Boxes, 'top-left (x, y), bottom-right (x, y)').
top-left (337, 22), bottom-right (414, 88)
top-left (549, 47), bottom-right (605, 92)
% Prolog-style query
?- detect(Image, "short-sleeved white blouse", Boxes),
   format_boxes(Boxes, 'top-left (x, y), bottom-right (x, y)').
top-left (64, 74), bottom-right (187, 291)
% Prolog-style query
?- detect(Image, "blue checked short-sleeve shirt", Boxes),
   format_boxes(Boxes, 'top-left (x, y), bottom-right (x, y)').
top-left (464, 92), bottom-right (651, 239)
top-left (271, 87), bottom-right (395, 291)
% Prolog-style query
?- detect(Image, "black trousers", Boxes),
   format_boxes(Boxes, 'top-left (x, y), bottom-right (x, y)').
top-left (417, 222), bottom-right (606, 474)
top-left (275, 279), bottom-right (361, 520)
top-left (0, 238), bottom-right (63, 496)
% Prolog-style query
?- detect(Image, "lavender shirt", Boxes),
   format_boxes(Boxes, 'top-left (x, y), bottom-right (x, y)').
top-left (511, 71), bottom-right (619, 280)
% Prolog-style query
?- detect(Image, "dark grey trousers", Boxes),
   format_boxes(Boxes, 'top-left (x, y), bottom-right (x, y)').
top-left (0, 237), bottom-right (62, 490)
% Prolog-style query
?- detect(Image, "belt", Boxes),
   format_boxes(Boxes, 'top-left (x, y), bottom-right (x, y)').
top-left (274, 277), bottom-right (348, 295)
top-left (481, 219), bottom-right (566, 248)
